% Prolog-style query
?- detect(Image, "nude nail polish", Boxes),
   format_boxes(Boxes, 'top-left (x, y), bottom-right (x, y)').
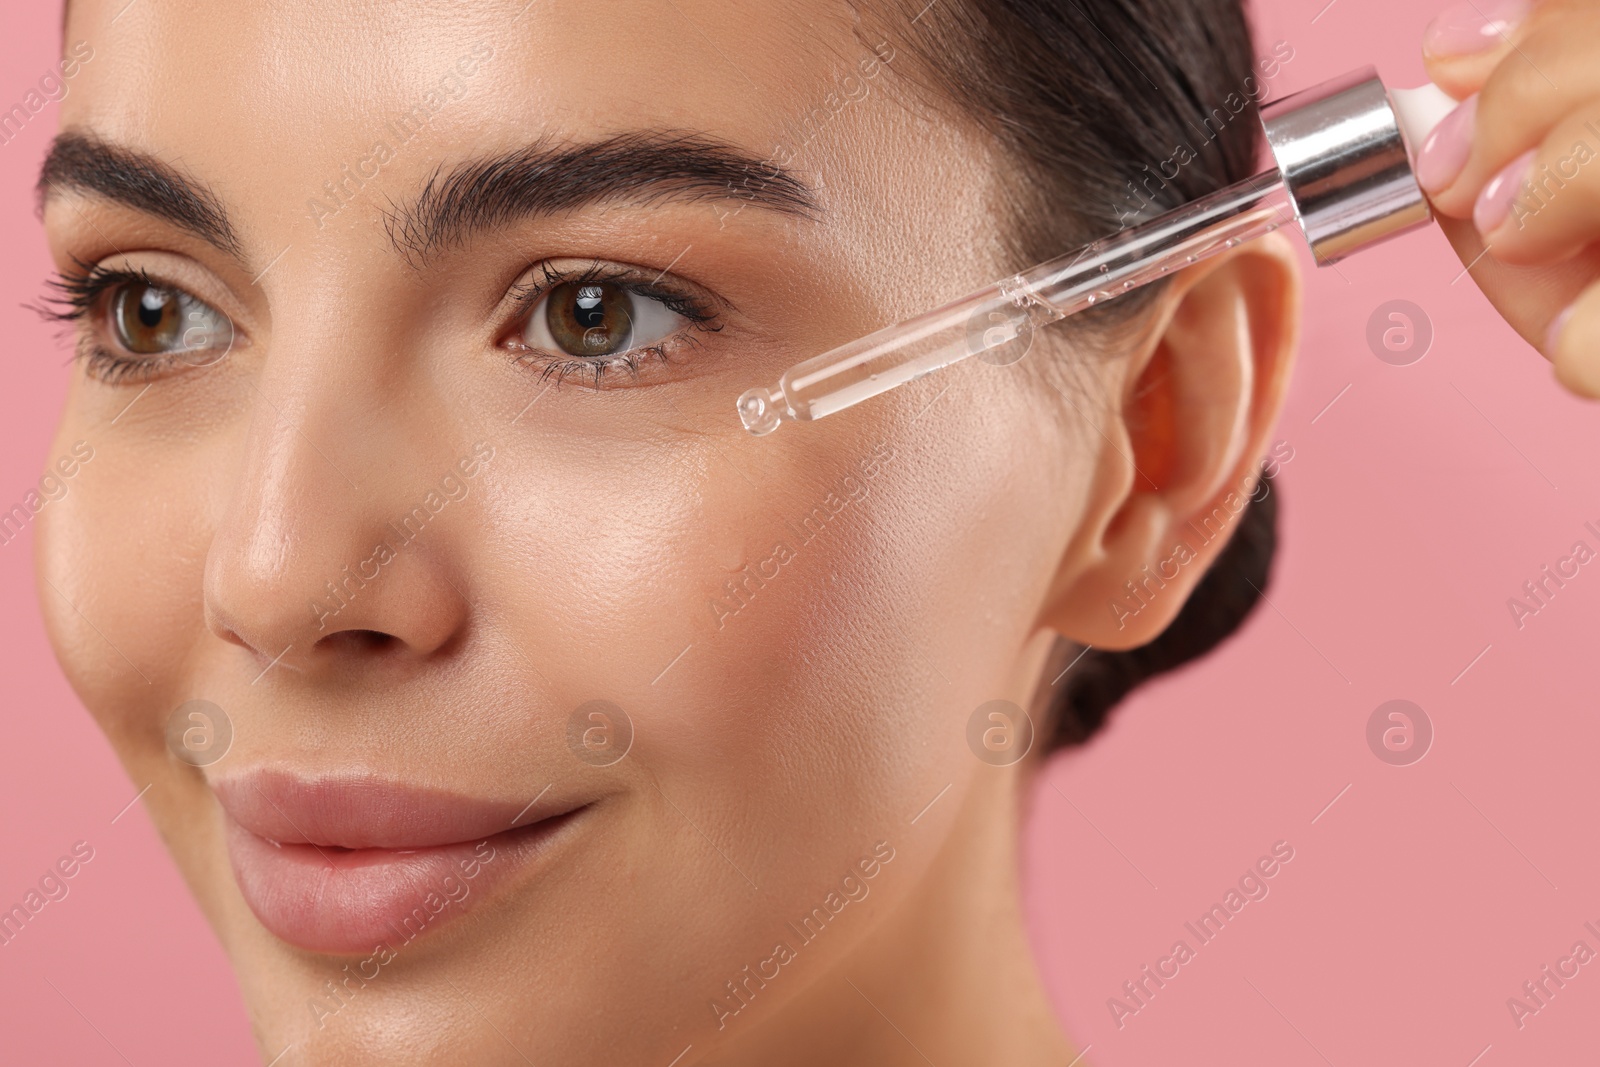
top-left (1424, 0), bottom-right (1529, 58)
top-left (1416, 94), bottom-right (1476, 194)
top-left (1474, 150), bottom-right (1535, 234)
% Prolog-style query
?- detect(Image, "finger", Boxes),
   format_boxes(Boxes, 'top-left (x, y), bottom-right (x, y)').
top-left (1421, 0), bottom-right (1531, 100)
top-left (1420, 4), bottom-right (1600, 218)
top-left (1474, 100), bottom-right (1600, 264)
top-left (1436, 213), bottom-right (1600, 353)
top-left (1546, 275), bottom-right (1600, 397)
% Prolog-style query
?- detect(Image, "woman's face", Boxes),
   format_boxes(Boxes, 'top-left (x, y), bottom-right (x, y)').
top-left (38, 0), bottom-right (1126, 1061)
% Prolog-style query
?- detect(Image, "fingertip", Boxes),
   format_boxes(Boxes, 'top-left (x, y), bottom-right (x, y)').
top-left (1546, 305), bottom-right (1575, 356)
top-left (1419, 0), bottom-right (1528, 119)
top-left (1552, 355), bottom-right (1600, 400)
top-left (1422, 0), bottom-right (1531, 58)
top-left (1549, 301), bottom-right (1600, 399)
top-left (1419, 52), bottom-right (1501, 103)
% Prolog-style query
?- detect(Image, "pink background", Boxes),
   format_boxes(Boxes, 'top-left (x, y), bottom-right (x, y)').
top-left (3, 1), bottom-right (1596, 1063)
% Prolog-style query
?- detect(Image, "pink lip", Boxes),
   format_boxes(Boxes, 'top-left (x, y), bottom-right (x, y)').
top-left (214, 772), bottom-right (586, 954)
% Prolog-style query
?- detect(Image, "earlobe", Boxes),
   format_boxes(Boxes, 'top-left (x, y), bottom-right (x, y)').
top-left (1038, 232), bottom-right (1301, 649)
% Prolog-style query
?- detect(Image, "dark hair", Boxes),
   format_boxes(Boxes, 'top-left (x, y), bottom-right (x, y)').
top-left (869, 0), bottom-right (1278, 750)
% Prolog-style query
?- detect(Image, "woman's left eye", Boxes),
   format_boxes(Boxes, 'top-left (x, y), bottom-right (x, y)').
top-left (516, 280), bottom-right (688, 361)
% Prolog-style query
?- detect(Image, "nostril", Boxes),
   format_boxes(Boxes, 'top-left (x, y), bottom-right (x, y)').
top-left (216, 625), bottom-right (253, 651)
top-left (315, 629), bottom-right (399, 654)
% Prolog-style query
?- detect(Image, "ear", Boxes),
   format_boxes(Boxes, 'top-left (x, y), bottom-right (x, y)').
top-left (1039, 232), bottom-right (1302, 649)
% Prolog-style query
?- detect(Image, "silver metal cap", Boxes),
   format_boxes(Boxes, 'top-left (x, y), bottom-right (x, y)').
top-left (1260, 67), bottom-right (1432, 265)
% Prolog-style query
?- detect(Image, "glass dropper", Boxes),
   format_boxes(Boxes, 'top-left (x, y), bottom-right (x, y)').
top-left (737, 68), bottom-right (1453, 436)
top-left (736, 171), bottom-right (1293, 435)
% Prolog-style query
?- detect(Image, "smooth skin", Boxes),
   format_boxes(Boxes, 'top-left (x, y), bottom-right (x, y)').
top-left (1419, 0), bottom-right (1600, 396)
top-left (35, 1), bottom-right (1300, 1063)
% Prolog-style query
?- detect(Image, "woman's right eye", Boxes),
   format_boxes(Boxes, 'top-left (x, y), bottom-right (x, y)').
top-left (104, 280), bottom-right (234, 363)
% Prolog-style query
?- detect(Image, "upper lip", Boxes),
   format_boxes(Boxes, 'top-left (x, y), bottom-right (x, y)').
top-left (211, 770), bottom-right (579, 849)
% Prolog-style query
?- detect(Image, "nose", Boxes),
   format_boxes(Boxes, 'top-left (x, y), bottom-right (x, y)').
top-left (203, 346), bottom-right (472, 676)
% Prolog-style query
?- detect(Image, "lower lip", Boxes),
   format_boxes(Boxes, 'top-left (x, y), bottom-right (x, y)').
top-left (225, 809), bottom-right (583, 955)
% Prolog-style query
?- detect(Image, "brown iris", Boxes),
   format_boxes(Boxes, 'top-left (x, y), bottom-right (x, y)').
top-left (545, 281), bottom-right (635, 357)
top-left (109, 282), bottom-right (185, 354)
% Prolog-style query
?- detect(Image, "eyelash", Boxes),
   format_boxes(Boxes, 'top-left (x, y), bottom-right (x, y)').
top-left (500, 260), bottom-right (723, 388)
top-left (36, 260), bottom-right (182, 383)
top-left (36, 258), bottom-right (725, 389)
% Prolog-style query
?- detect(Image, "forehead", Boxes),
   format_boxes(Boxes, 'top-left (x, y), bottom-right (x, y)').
top-left (64, 0), bottom-right (853, 127)
top-left (59, 0), bottom-right (874, 211)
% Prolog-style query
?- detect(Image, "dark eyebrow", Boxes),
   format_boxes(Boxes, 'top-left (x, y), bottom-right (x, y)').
top-left (37, 131), bottom-right (242, 257)
top-left (389, 131), bottom-right (818, 265)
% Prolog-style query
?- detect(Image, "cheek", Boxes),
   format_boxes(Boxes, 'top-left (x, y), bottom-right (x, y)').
top-left (36, 418), bottom-right (217, 748)
top-left (478, 379), bottom-right (1071, 843)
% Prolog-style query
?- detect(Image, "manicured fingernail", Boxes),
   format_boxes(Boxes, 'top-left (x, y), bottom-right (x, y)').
top-left (1474, 149), bottom-right (1535, 234)
top-left (1424, 0), bottom-right (1529, 57)
top-left (1546, 304), bottom-right (1575, 355)
top-left (1416, 94), bottom-right (1477, 193)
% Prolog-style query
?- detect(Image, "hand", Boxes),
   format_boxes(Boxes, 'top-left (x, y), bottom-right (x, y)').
top-left (1417, 0), bottom-right (1600, 397)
